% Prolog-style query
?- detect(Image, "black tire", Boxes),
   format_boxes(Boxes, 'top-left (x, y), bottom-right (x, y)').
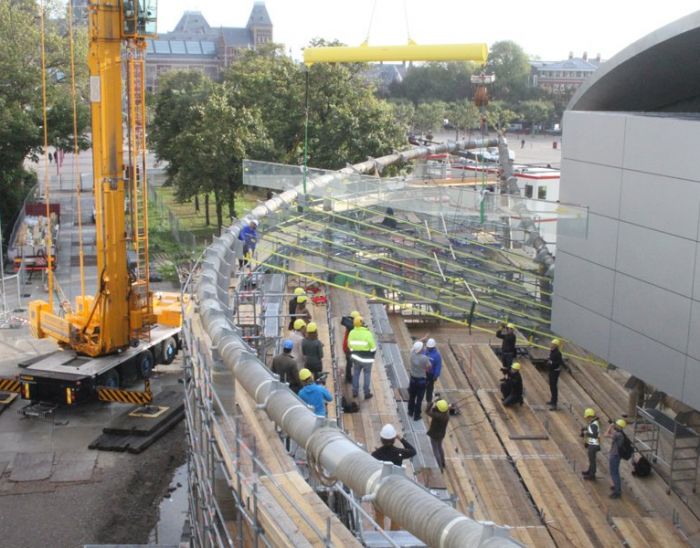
top-left (136, 351), bottom-right (154, 379)
top-left (161, 337), bottom-right (177, 365)
top-left (100, 369), bottom-right (120, 388)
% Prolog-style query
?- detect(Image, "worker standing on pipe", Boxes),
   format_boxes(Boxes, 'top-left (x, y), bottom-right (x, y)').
top-left (298, 368), bottom-right (332, 417)
top-left (348, 316), bottom-right (377, 402)
top-left (581, 408), bottom-right (602, 480)
top-left (238, 219), bottom-right (258, 268)
top-left (290, 319), bottom-right (307, 369)
top-left (371, 423), bottom-right (417, 530)
top-left (407, 341), bottom-right (430, 421)
top-left (271, 339), bottom-right (301, 393)
top-left (427, 399), bottom-right (450, 471)
top-left (496, 322), bottom-right (517, 370)
top-left (288, 287), bottom-right (306, 329)
top-left (341, 310), bottom-right (360, 384)
top-left (546, 339), bottom-right (564, 411)
top-left (424, 337), bottom-right (443, 408)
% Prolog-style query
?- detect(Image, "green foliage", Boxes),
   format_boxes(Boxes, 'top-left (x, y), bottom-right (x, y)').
top-left (0, 0), bottom-right (90, 236)
top-left (517, 99), bottom-right (555, 128)
top-left (486, 101), bottom-right (518, 131)
top-left (389, 99), bottom-right (415, 133)
top-left (388, 62), bottom-right (475, 104)
top-left (414, 101), bottom-right (447, 133)
top-left (447, 100), bottom-right (480, 135)
top-left (485, 41), bottom-right (531, 102)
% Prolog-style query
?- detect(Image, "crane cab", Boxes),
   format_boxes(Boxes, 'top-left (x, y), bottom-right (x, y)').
top-left (122, 0), bottom-right (157, 37)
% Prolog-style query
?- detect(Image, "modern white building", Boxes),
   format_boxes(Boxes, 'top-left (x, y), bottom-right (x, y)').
top-left (552, 11), bottom-right (700, 409)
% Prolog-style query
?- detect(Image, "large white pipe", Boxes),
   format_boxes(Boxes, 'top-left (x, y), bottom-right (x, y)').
top-left (193, 138), bottom-right (521, 547)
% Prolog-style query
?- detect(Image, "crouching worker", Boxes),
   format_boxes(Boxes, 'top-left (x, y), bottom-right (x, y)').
top-left (502, 362), bottom-right (524, 406)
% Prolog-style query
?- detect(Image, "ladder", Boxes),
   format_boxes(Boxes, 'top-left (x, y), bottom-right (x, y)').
top-left (126, 40), bottom-right (151, 342)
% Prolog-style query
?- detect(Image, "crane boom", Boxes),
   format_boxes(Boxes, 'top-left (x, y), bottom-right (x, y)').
top-left (29, 0), bottom-right (179, 358)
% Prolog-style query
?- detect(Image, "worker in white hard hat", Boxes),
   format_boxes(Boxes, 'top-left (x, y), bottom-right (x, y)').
top-left (496, 322), bottom-right (517, 370)
top-left (407, 340), bottom-right (430, 421)
top-left (370, 423), bottom-right (417, 531)
top-left (427, 399), bottom-right (451, 471)
top-left (424, 338), bottom-right (443, 408)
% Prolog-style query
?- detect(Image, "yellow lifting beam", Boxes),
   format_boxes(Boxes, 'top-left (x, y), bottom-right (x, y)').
top-left (303, 41), bottom-right (488, 65)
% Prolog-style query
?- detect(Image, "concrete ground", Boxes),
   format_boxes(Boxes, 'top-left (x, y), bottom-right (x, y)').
top-left (0, 152), bottom-right (186, 547)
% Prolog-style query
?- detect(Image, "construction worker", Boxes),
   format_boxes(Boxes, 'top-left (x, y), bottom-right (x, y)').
top-left (289, 319), bottom-right (306, 369)
top-left (347, 316), bottom-right (377, 401)
top-left (238, 219), bottom-right (258, 268)
top-left (606, 419), bottom-right (627, 498)
top-left (302, 321), bottom-right (324, 379)
top-left (371, 424), bottom-right (417, 530)
top-left (546, 339), bottom-right (564, 410)
top-left (271, 339), bottom-right (301, 393)
top-left (424, 338), bottom-right (443, 407)
top-left (288, 287), bottom-right (306, 329)
top-left (427, 399), bottom-right (450, 471)
top-left (407, 340), bottom-right (430, 421)
top-left (496, 322), bottom-right (517, 370)
top-left (341, 310), bottom-right (360, 384)
top-left (502, 362), bottom-right (524, 407)
top-left (288, 295), bottom-right (312, 330)
top-left (298, 368), bottom-right (332, 417)
top-left (581, 408), bottom-right (601, 480)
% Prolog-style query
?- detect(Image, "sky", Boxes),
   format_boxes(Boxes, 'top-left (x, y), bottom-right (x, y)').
top-left (156, 0), bottom-right (699, 62)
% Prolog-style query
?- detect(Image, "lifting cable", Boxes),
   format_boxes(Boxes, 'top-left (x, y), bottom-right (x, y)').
top-left (38, 0), bottom-right (54, 310)
top-left (66, 0), bottom-right (86, 302)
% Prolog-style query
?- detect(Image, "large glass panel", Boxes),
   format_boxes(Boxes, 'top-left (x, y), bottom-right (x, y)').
top-left (201, 41), bottom-right (216, 55)
top-left (185, 41), bottom-right (202, 55)
top-left (169, 41), bottom-right (186, 54)
top-left (153, 40), bottom-right (170, 54)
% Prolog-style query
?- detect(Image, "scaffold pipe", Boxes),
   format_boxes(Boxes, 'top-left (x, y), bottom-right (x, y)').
top-left (193, 137), bottom-right (520, 547)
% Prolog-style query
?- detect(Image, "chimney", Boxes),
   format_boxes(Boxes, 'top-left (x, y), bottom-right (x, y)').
top-left (582, 51), bottom-right (588, 61)
top-left (568, 51), bottom-right (573, 60)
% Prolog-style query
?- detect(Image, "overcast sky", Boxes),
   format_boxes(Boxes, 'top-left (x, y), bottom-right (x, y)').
top-left (157, 1), bottom-right (699, 62)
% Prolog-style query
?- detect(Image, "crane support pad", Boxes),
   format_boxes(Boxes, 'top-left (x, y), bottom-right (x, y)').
top-left (0, 378), bottom-right (21, 394)
top-left (89, 390), bottom-right (184, 453)
top-left (97, 386), bottom-right (153, 405)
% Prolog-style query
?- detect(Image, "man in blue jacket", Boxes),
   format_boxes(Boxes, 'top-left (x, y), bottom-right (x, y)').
top-left (298, 368), bottom-right (333, 417)
top-left (238, 219), bottom-right (258, 268)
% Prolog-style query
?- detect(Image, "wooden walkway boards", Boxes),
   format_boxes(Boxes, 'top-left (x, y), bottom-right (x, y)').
top-left (404, 320), bottom-right (694, 547)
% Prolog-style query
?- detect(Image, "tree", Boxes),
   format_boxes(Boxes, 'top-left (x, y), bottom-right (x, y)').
top-left (414, 101), bottom-right (447, 134)
top-left (389, 99), bottom-right (415, 133)
top-left (447, 100), bottom-right (480, 139)
top-left (171, 84), bottom-right (271, 229)
top-left (388, 62), bottom-right (475, 104)
top-left (486, 101), bottom-right (518, 132)
top-left (486, 41), bottom-right (531, 101)
top-left (0, 0), bottom-right (90, 238)
top-left (517, 99), bottom-right (555, 132)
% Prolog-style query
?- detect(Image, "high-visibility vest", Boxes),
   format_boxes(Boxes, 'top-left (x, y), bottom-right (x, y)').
top-left (348, 327), bottom-right (377, 362)
top-left (585, 419), bottom-right (600, 446)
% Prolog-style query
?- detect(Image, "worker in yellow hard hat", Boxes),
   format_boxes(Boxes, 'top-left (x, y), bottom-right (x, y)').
top-left (502, 362), bottom-right (524, 407)
top-left (287, 287), bottom-right (309, 330)
top-left (298, 368), bottom-right (332, 417)
top-left (302, 321), bottom-right (324, 379)
top-left (547, 338), bottom-right (564, 411)
top-left (605, 418), bottom-right (629, 498)
top-left (347, 316), bottom-right (377, 402)
top-left (427, 399), bottom-right (451, 471)
top-left (581, 408), bottom-right (601, 480)
top-left (496, 322), bottom-right (516, 371)
top-left (340, 310), bottom-right (361, 384)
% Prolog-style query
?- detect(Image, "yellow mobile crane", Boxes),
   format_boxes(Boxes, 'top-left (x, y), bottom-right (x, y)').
top-left (15, 0), bottom-right (184, 405)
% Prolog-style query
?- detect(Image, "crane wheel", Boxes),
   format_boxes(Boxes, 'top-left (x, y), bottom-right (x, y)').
top-left (100, 369), bottom-right (120, 388)
top-left (161, 337), bottom-right (177, 365)
top-left (137, 351), bottom-right (155, 379)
